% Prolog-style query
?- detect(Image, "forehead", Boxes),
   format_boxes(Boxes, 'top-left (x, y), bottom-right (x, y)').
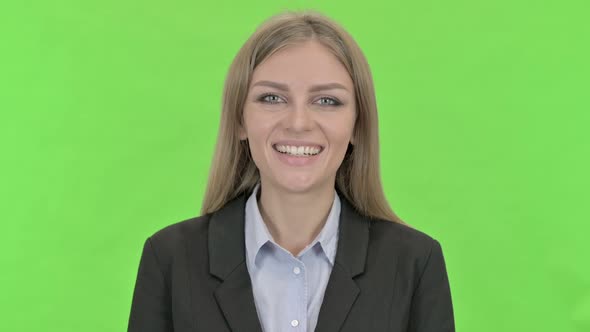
top-left (250, 40), bottom-right (353, 90)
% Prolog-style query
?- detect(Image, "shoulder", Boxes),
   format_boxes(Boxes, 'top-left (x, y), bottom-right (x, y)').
top-left (150, 213), bottom-right (211, 240)
top-left (369, 217), bottom-right (440, 248)
top-left (142, 214), bottom-right (213, 261)
top-left (367, 218), bottom-right (444, 265)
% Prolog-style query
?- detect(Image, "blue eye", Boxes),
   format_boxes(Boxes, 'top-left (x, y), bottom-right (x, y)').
top-left (257, 93), bottom-right (342, 106)
top-left (317, 96), bottom-right (342, 106)
top-left (259, 93), bottom-right (284, 104)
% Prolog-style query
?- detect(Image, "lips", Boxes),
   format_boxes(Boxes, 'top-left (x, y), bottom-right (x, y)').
top-left (272, 145), bottom-right (324, 157)
top-left (272, 143), bottom-right (324, 166)
top-left (272, 140), bottom-right (325, 150)
top-left (272, 144), bottom-right (324, 154)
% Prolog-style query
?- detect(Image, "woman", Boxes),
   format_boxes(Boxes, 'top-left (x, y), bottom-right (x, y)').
top-left (129, 10), bottom-right (455, 332)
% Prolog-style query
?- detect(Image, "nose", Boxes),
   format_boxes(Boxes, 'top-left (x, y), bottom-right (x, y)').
top-left (284, 102), bottom-right (314, 132)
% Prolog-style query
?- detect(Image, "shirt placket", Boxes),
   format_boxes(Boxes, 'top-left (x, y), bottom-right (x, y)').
top-left (289, 255), bottom-right (307, 331)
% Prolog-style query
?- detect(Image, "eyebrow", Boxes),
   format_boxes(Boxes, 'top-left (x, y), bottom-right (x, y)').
top-left (251, 80), bottom-right (350, 92)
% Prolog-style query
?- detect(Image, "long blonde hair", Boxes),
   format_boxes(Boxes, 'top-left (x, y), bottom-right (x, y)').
top-left (201, 10), bottom-right (406, 225)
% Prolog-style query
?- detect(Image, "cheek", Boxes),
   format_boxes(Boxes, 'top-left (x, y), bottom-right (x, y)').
top-left (243, 113), bottom-right (276, 158)
top-left (245, 120), bottom-right (272, 143)
top-left (324, 116), bottom-right (356, 148)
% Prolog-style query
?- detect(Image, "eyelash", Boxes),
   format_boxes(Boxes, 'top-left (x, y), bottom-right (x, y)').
top-left (257, 93), bottom-right (342, 106)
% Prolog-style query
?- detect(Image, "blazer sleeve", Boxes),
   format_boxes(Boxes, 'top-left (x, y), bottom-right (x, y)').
top-left (408, 239), bottom-right (456, 332)
top-left (128, 237), bottom-right (174, 332)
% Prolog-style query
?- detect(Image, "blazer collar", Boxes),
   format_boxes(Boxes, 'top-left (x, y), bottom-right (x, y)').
top-left (208, 190), bottom-right (370, 332)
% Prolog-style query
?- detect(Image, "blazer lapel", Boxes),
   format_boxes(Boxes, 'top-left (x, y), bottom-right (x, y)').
top-left (314, 194), bottom-right (370, 332)
top-left (207, 191), bottom-right (370, 332)
top-left (209, 194), bottom-right (263, 332)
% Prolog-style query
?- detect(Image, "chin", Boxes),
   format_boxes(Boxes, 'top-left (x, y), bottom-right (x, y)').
top-left (270, 174), bottom-right (319, 194)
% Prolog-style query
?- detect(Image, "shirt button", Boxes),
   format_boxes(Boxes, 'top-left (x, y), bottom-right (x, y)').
top-left (291, 319), bottom-right (299, 327)
top-left (293, 266), bottom-right (301, 275)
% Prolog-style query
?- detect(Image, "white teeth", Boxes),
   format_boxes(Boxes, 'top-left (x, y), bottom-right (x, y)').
top-left (274, 144), bottom-right (321, 156)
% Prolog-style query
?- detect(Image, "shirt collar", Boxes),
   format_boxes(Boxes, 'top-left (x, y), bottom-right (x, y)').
top-left (244, 182), bottom-right (341, 269)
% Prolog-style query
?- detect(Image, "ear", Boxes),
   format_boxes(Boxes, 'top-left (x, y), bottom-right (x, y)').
top-left (350, 118), bottom-right (357, 145)
top-left (238, 124), bottom-right (247, 140)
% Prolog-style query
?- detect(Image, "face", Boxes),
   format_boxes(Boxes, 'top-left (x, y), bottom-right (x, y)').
top-left (239, 40), bottom-right (357, 194)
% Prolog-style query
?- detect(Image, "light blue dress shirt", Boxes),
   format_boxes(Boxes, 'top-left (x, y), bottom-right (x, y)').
top-left (244, 182), bottom-right (341, 332)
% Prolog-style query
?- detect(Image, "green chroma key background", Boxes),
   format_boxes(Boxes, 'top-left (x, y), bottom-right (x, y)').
top-left (1, 0), bottom-right (589, 331)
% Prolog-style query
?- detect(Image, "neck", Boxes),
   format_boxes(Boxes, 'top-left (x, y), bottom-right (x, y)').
top-left (257, 178), bottom-right (335, 256)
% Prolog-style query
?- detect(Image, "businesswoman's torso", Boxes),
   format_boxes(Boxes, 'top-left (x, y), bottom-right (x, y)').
top-left (128, 188), bottom-right (455, 332)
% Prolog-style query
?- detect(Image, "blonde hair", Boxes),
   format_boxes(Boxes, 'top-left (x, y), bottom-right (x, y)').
top-left (201, 10), bottom-right (406, 225)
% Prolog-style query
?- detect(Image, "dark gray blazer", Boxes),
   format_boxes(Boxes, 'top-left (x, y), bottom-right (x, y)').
top-left (128, 191), bottom-right (455, 332)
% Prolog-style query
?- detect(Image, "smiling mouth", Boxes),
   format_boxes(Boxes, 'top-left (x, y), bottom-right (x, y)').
top-left (272, 144), bottom-right (325, 156)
